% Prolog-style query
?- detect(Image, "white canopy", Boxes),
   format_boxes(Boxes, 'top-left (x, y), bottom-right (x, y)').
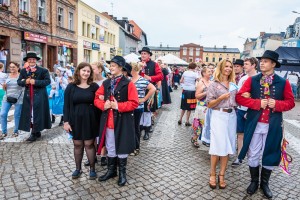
top-left (157, 54), bottom-right (188, 65)
top-left (124, 53), bottom-right (140, 63)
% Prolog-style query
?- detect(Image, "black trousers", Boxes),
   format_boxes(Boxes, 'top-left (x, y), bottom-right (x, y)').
top-left (134, 108), bottom-right (144, 149)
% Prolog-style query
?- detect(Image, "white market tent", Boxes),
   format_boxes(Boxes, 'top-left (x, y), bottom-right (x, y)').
top-left (157, 54), bottom-right (188, 66)
top-left (124, 53), bottom-right (140, 63)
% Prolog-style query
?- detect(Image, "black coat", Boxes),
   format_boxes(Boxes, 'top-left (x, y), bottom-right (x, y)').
top-left (161, 68), bottom-right (171, 104)
top-left (17, 66), bottom-right (51, 132)
top-left (97, 77), bottom-right (137, 154)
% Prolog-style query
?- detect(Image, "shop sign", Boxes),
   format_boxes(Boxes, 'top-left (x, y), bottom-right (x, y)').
top-left (24, 32), bottom-right (47, 43)
top-left (58, 41), bottom-right (73, 48)
top-left (95, 15), bottom-right (100, 25)
top-left (83, 41), bottom-right (92, 49)
top-left (282, 39), bottom-right (300, 47)
top-left (92, 43), bottom-right (100, 51)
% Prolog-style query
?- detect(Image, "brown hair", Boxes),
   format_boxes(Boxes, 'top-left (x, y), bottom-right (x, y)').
top-left (91, 61), bottom-right (105, 72)
top-left (188, 62), bottom-right (197, 69)
top-left (9, 61), bottom-right (20, 68)
top-left (0, 63), bottom-right (4, 69)
top-left (201, 66), bottom-right (209, 76)
top-left (244, 57), bottom-right (258, 68)
top-left (73, 62), bottom-right (94, 85)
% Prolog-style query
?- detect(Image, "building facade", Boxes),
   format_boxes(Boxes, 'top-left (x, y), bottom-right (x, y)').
top-left (148, 44), bottom-right (180, 60)
top-left (129, 20), bottom-right (148, 51)
top-left (242, 38), bottom-right (257, 59)
top-left (179, 43), bottom-right (203, 63)
top-left (0, 0), bottom-right (78, 72)
top-left (77, 1), bottom-right (119, 63)
top-left (282, 17), bottom-right (300, 47)
top-left (115, 17), bottom-right (141, 56)
top-left (252, 32), bottom-right (284, 57)
top-left (203, 46), bottom-right (240, 65)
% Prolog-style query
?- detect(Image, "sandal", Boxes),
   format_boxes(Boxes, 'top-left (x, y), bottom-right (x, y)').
top-left (218, 174), bottom-right (226, 189)
top-left (209, 173), bottom-right (217, 189)
top-left (193, 142), bottom-right (200, 148)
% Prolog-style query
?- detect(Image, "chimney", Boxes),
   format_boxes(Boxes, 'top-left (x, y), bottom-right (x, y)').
top-left (223, 45), bottom-right (227, 49)
top-left (214, 45), bottom-right (216, 49)
top-left (160, 43), bottom-right (162, 48)
top-left (260, 32), bottom-right (265, 37)
top-left (103, 12), bottom-right (108, 15)
top-left (113, 17), bottom-right (117, 20)
top-left (122, 17), bottom-right (128, 20)
top-left (167, 44), bottom-right (169, 48)
top-left (109, 15), bottom-right (113, 19)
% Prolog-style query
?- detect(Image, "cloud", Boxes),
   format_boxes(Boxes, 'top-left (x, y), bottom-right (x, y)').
top-left (82, 0), bottom-right (300, 51)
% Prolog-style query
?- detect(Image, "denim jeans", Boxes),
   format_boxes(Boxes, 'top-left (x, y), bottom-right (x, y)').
top-left (0, 102), bottom-right (22, 134)
top-left (291, 84), bottom-right (298, 99)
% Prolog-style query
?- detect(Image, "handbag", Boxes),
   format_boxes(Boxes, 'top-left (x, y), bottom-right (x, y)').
top-left (280, 126), bottom-right (293, 175)
top-left (6, 91), bottom-right (23, 104)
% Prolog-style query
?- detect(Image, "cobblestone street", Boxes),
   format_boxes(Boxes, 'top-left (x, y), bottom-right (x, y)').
top-left (1, 89), bottom-right (300, 200)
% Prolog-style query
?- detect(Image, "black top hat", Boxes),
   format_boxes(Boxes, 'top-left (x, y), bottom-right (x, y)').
top-left (23, 52), bottom-right (41, 61)
top-left (123, 63), bottom-right (132, 77)
top-left (233, 59), bottom-right (244, 66)
top-left (257, 50), bottom-right (281, 68)
top-left (138, 47), bottom-right (152, 56)
top-left (107, 55), bottom-right (126, 67)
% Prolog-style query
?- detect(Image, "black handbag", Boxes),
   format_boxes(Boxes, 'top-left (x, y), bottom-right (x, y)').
top-left (6, 91), bottom-right (23, 104)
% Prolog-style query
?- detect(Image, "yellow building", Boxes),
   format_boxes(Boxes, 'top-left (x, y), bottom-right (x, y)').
top-left (203, 46), bottom-right (240, 65)
top-left (77, 1), bottom-right (120, 63)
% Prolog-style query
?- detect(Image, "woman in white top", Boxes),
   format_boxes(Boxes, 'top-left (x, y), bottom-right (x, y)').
top-left (178, 62), bottom-right (199, 126)
top-left (0, 62), bottom-right (7, 110)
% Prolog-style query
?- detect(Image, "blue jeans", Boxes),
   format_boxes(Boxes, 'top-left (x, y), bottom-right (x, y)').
top-left (0, 102), bottom-right (22, 134)
top-left (291, 84), bottom-right (298, 98)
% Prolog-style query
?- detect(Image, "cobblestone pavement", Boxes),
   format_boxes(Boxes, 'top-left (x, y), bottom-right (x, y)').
top-left (1, 89), bottom-right (300, 200)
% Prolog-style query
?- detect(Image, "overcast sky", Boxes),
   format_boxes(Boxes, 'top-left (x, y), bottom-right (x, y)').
top-left (82, 0), bottom-right (300, 51)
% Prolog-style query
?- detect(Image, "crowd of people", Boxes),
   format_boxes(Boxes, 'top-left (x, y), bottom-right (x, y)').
top-left (0, 48), bottom-right (296, 198)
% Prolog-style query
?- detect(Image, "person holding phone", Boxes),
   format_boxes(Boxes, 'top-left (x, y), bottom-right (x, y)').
top-left (206, 59), bottom-right (237, 190)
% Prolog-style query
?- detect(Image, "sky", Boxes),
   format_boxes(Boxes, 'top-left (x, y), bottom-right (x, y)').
top-left (82, 0), bottom-right (300, 51)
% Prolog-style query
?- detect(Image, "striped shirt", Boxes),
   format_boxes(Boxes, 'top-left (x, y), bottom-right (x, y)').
top-left (134, 77), bottom-right (149, 109)
top-left (3, 76), bottom-right (24, 104)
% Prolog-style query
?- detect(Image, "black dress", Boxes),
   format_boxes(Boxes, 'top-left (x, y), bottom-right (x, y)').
top-left (64, 83), bottom-right (100, 140)
top-left (161, 68), bottom-right (172, 104)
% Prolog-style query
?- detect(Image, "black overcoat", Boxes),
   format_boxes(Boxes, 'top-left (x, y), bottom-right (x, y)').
top-left (17, 66), bottom-right (51, 132)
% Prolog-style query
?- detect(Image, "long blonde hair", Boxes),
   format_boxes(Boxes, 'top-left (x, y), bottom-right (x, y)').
top-left (213, 59), bottom-right (235, 83)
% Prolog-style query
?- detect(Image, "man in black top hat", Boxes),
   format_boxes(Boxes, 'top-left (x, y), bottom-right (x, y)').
top-left (17, 52), bottom-right (51, 142)
top-left (233, 59), bottom-right (245, 84)
top-left (236, 50), bottom-right (295, 199)
top-left (138, 47), bottom-right (163, 140)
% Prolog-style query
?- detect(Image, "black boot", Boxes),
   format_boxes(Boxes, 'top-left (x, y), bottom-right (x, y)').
top-left (247, 166), bottom-right (259, 195)
top-left (35, 132), bottom-right (41, 138)
top-left (26, 132), bottom-right (37, 142)
top-left (100, 156), bottom-right (107, 166)
top-left (260, 167), bottom-right (273, 199)
top-left (59, 116), bottom-right (63, 126)
top-left (118, 158), bottom-right (127, 186)
top-left (140, 125), bottom-right (144, 131)
top-left (98, 157), bottom-right (117, 181)
top-left (143, 127), bottom-right (150, 140)
top-left (51, 115), bottom-right (55, 123)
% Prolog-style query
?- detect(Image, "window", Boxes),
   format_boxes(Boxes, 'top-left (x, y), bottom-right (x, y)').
top-left (87, 24), bottom-right (90, 38)
top-left (206, 57), bottom-right (209, 62)
top-left (57, 7), bottom-right (64, 27)
top-left (189, 48), bottom-right (193, 56)
top-left (82, 22), bottom-right (86, 36)
top-left (96, 28), bottom-right (99, 40)
top-left (69, 12), bottom-right (74, 31)
top-left (212, 57), bottom-right (215, 62)
top-left (38, 0), bottom-right (46, 22)
top-left (84, 49), bottom-right (91, 63)
top-left (189, 58), bottom-right (193, 62)
top-left (19, 0), bottom-right (29, 14)
top-left (233, 58), bottom-right (236, 63)
top-left (183, 47), bottom-right (187, 56)
top-left (1, 0), bottom-right (10, 6)
top-left (219, 57), bottom-right (222, 61)
top-left (91, 26), bottom-right (96, 39)
top-left (196, 48), bottom-right (200, 56)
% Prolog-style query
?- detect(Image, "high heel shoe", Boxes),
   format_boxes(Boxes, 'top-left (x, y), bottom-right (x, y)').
top-left (218, 174), bottom-right (226, 189)
top-left (209, 173), bottom-right (217, 189)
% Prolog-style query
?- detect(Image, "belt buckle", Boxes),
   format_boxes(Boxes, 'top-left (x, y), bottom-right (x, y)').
top-left (227, 108), bottom-right (233, 113)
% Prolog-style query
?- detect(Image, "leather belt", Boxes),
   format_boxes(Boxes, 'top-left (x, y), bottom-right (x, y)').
top-left (212, 108), bottom-right (234, 113)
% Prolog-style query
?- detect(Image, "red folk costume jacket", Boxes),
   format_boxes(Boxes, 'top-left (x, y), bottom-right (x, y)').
top-left (94, 76), bottom-right (139, 155)
top-left (236, 74), bottom-right (295, 166)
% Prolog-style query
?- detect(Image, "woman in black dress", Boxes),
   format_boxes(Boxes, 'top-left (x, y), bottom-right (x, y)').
top-left (63, 62), bottom-right (100, 180)
top-left (161, 63), bottom-right (172, 104)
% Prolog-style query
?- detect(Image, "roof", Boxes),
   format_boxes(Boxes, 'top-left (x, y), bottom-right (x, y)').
top-left (148, 46), bottom-right (180, 51)
top-left (129, 20), bottom-right (143, 39)
top-left (203, 47), bottom-right (240, 53)
top-left (261, 32), bottom-right (285, 39)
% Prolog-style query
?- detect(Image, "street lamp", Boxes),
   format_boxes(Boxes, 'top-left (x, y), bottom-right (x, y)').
top-left (292, 11), bottom-right (300, 14)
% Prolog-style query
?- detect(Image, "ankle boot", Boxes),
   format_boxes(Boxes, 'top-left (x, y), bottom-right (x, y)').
top-left (59, 116), bottom-right (64, 126)
top-left (247, 166), bottom-right (259, 195)
top-left (26, 132), bottom-right (37, 142)
top-left (98, 157), bottom-right (117, 181)
top-left (118, 158), bottom-right (127, 186)
top-left (143, 127), bottom-right (150, 140)
top-left (260, 167), bottom-right (273, 199)
top-left (51, 115), bottom-right (55, 123)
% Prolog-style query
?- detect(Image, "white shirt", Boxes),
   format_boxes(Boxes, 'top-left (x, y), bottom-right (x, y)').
top-left (0, 50), bottom-right (7, 60)
top-left (182, 70), bottom-right (199, 91)
top-left (0, 72), bottom-right (8, 89)
top-left (237, 75), bottom-right (249, 111)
